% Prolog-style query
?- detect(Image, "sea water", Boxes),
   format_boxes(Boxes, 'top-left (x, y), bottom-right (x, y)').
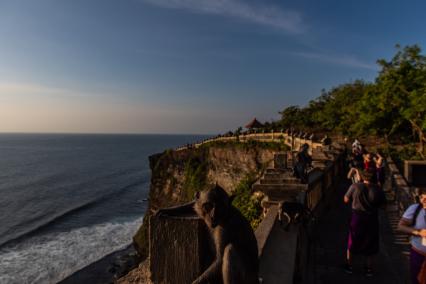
top-left (0, 133), bottom-right (209, 284)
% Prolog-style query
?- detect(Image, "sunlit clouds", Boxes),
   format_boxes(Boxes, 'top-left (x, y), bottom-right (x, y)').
top-left (293, 52), bottom-right (379, 71)
top-left (142, 0), bottom-right (306, 34)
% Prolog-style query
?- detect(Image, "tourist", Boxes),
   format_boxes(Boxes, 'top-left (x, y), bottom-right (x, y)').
top-left (364, 153), bottom-right (376, 173)
top-left (344, 171), bottom-right (385, 277)
top-left (321, 134), bottom-right (332, 146)
top-left (397, 188), bottom-right (426, 284)
top-left (352, 139), bottom-right (361, 152)
top-left (375, 152), bottom-right (386, 189)
top-left (349, 140), bottom-right (364, 170)
top-left (293, 143), bottom-right (312, 183)
top-left (347, 166), bottom-right (362, 184)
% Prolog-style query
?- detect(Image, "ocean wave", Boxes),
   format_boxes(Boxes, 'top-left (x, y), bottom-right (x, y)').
top-left (6, 167), bottom-right (143, 195)
top-left (0, 217), bottom-right (143, 284)
top-left (0, 179), bottom-right (147, 248)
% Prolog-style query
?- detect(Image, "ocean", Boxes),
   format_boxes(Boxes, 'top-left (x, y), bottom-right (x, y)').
top-left (0, 133), bottom-right (209, 284)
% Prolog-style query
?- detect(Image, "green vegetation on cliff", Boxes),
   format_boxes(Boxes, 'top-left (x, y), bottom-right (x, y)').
top-left (182, 151), bottom-right (208, 202)
top-left (232, 175), bottom-right (263, 229)
top-left (203, 140), bottom-right (290, 152)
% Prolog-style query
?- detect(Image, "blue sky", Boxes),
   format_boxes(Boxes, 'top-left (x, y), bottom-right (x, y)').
top-left (0, 0), bottom-right (425, 134)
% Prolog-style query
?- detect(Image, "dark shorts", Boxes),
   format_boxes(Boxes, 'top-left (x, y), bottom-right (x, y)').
top-left (377, 167), bottom-right (385, 185)
top-left (410, 248), bottom-right (426, 284)
top-left (347, 210), bottom-right (379, 255)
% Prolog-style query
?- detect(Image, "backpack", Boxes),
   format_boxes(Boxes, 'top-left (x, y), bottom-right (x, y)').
top-left (412, 203), bottom-right (423, 227)
top-left (358, 183), bottom-right (385, 211)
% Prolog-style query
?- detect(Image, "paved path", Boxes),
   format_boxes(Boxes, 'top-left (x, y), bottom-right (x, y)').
top-left (308, 179), bottom-right (411, 284)
top-left (259, 222), bottom-right (299, 284)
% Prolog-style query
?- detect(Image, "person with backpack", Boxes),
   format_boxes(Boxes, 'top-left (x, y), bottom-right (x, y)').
top-left (343, 170), bottom-right (386, 277)
top-left (293, 143), bottom-right (312, 183)
top-left (398, 188), bottom-right (426, 284)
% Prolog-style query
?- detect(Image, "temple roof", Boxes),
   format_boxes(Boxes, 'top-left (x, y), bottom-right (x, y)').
top-left (245, 118), bottom-right (263, 129)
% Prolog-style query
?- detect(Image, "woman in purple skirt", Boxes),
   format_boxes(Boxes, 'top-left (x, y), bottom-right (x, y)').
top-left (344, 171), bottom-right (385, 277)
top-left (398, 188), bottom-right (426, 284)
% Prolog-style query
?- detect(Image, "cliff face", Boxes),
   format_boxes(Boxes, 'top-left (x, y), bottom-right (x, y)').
top-left (149, 145), bottom-right (275, 209)
top-left (133, 143), bottom-right (279, 258)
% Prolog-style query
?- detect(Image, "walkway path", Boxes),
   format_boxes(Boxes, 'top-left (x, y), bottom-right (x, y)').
top-left (308, 179), bottom-right (411, 284)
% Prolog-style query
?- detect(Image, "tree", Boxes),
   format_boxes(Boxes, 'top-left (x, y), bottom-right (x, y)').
top-left (374, 45), bottom-right (426, 156)
top-left (274, 44), bottom-right (426, 158)
top-left (310, 80), bottom-right (370, 134)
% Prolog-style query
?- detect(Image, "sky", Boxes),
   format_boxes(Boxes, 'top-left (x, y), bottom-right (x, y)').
top-left (0, 0), bottom-right (425, 134)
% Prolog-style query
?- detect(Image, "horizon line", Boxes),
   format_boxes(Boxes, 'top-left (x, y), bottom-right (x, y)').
top-left (0, 131), bottom-right (216, 136)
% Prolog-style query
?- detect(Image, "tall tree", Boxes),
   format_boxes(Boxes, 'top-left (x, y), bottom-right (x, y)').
top-left (375, 45), bottom-right (426, 156)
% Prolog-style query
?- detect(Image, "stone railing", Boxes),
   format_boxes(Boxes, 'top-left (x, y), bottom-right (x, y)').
top-left (253, 146), bottom-right (345, 283)
top-left (255, 205), bottom-right (279, 258)
top-left (387, 158), bottom-right (417, 215)
top-left (175, 132), bottom-right (325, 153)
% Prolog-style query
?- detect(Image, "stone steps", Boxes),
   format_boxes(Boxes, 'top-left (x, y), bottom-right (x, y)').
top-left (260, 178), bottom-right (301, 184)
top-left (253, 182), bottom-right (308, 192)
top-left (255, 149), bottom-right (335, 202)
top-left (254, 186), bottom-right (302, 201)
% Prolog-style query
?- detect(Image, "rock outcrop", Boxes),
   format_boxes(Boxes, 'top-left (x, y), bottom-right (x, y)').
top-left (132, 142), bottom-right (283, 259)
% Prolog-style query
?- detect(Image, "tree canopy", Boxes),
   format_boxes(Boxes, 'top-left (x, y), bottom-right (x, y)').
top-left (274, 44), bottom-right (426, 157)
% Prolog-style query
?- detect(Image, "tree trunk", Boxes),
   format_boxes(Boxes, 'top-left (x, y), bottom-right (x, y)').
top-left (419, 131), bottom-right (425, 159)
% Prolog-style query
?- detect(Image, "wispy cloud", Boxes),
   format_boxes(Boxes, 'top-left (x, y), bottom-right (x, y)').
top-left (0, 82), bottom-right (116, 99)
top-left (0, 82), bottom-right (69, 97)
top-left (142, 0), bottom-right (305, 34)
top-left (294, 51), bottom-right (378, 70)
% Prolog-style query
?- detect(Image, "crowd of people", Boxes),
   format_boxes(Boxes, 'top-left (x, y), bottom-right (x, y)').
top-left (343, 139), bottom-right (426, 283)
top-left (344, 140), bottom-right (386, 277)
top-left (346, 139), bottom-right (385, 188)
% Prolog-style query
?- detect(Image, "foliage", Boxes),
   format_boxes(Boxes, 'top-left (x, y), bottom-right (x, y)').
top-left (274, 44), bottom-right (426, 157)
top-left (274, 80), bottom-right (371, 135)
top-left (387, 145), bottom-right (424, 171)
top-left (204, 139), bottom-right (290, 152)
top-left (232, 175), bottom-right (263, 229)
top-left (373, 45), bottom-right (426, 156)
top-left (182, 153), bottom-right (208, 202)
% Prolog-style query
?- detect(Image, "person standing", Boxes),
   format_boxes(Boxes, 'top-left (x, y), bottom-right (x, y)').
top-left (398, 188), bottom-right (426, 284)
top-left (347, 167), bottom-right (362, 184)
top-left (363, 153), bottom-right (377, 174)
top-left (375, 152), bottom-right (386, 189)
top-left (293, 143), bottom-right (312, 183)
top-left (344, 171), bottom-right (385, 277)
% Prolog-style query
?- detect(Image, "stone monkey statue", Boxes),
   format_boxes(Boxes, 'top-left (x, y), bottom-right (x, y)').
top-left (155, 185), bottom-right (260, 284)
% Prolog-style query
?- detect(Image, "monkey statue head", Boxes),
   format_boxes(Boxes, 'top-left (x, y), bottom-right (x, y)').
top-left (194, 184), bottom-right (231, 229)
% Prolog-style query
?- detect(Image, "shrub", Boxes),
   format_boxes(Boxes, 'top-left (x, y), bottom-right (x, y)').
top-left (182, 154), bottom-right (208, 201)
top-left (232, 175), bottom-right (263, 229)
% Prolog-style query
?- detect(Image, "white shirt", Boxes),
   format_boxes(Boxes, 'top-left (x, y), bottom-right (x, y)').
top-left (402, 204), bottom-right (426, 253)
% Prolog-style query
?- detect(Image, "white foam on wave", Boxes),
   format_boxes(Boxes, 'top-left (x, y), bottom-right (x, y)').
top-left (0, 217), bottom-right (143, 284)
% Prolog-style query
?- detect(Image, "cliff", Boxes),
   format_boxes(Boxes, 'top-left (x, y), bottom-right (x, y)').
top-left (132, 141), bottom-right (288, 259)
